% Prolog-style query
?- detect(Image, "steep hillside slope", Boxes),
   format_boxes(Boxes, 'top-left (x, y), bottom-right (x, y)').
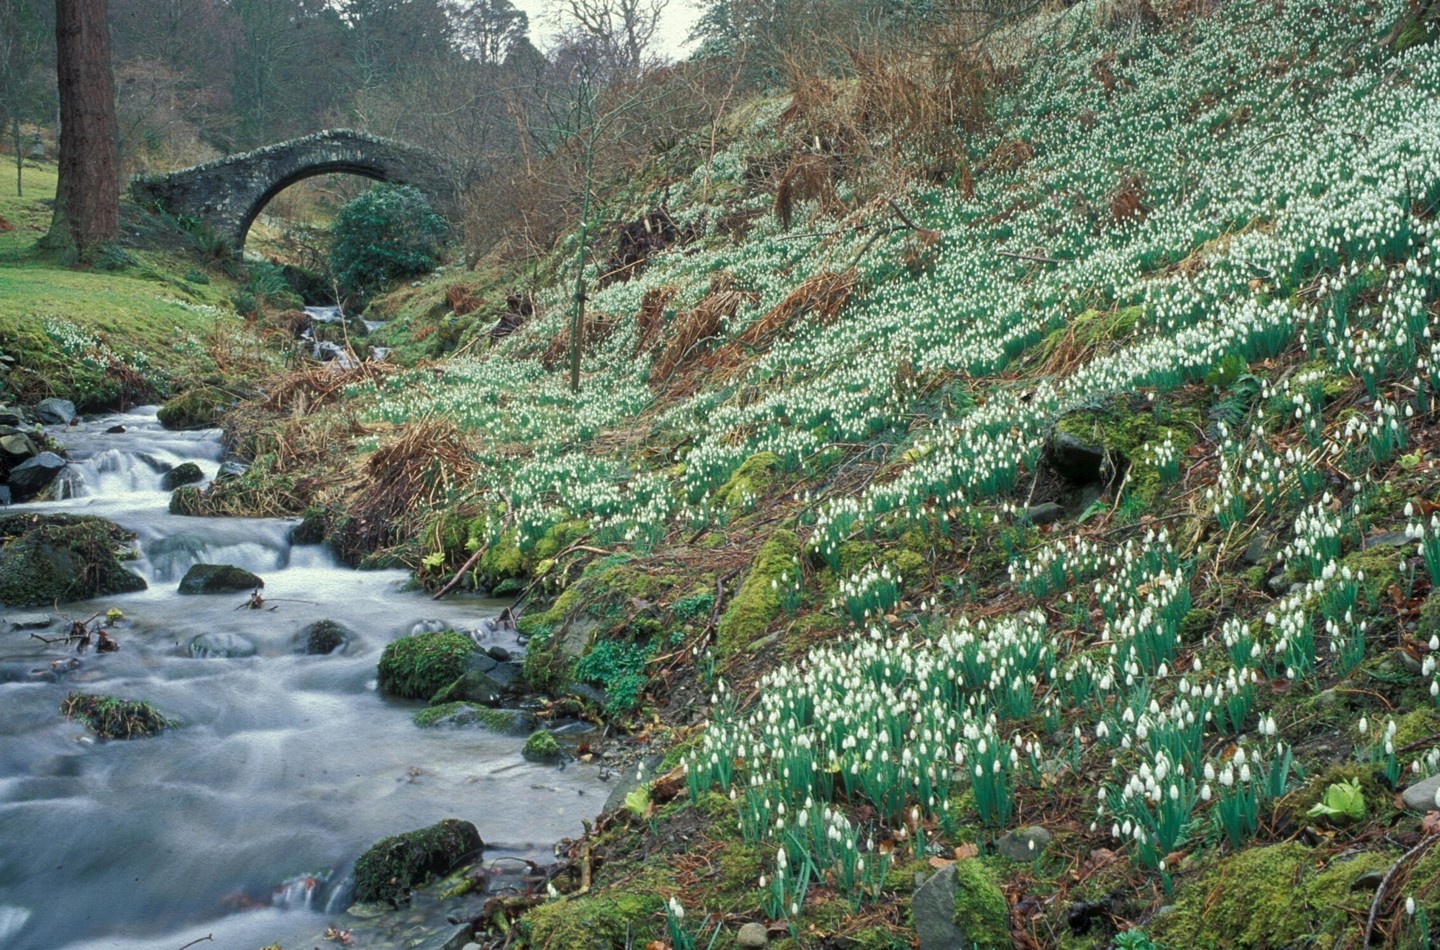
top-left (231, 0), bottom-right (1440, 945)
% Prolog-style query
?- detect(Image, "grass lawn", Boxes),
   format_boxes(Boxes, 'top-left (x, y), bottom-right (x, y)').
top-left (0, 156), bottom-right (249, 408)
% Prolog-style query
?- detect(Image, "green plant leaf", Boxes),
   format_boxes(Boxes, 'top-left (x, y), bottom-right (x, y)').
top-left (624, 785), bottom-right (651, 818)
top-left (1306, 779), bottom-right (1365, 821)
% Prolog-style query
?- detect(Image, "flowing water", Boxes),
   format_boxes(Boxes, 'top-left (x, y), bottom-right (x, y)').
top-left (0, 408), bottom-right (604, 950)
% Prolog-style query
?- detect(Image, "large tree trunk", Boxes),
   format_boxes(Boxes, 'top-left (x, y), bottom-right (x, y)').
top-left (44, 0), bottom-right (118, 257)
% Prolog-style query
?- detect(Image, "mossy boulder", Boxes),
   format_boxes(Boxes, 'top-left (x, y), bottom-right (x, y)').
top-left (177, 563), bottom-right (263, 595)
top-left (156, 387), bottom-right (230, 430)
top-left (290, 509), bottom-right (328, 545)
top-left (910, 859), bottom-right (1009, 949)
top-left (298, 619), bottom-right (351, 655)
top-left (717, 529), bottom-right (801, 657)
top-left (160, 462), bottom-right (205, 491)
top-left (413, 702), bottom-right (537, 733)
top-left (0, 513), bottom-right (147, 607)
top-left (1155, 842), bottom-right (1395, 947)
top-left (428, 667), bottom-right (508, 706)
top-left (1053, 398), bottom-right (1199, 505)
top-left (377, 631), bottom-right (475, 699)
top-left (522, 729), bottom-right (565, 762)
top-left (351, 818), bottom-right (484, 907)
top-left (60, 692), bottom-right (174, 739)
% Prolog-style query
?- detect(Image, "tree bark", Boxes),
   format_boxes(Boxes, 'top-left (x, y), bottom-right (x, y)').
top-left (45, 0), bottom-right (119, 256)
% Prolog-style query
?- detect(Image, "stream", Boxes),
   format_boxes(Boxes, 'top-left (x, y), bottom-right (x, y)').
top-left (0, 407), bottom-right (604, 950)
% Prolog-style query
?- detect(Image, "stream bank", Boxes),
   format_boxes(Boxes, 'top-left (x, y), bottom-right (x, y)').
top-left (0, 407), bottom-right (608, 950)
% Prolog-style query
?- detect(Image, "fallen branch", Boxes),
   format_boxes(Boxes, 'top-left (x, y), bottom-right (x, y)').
top-left (433, 491), bottom-right (513, 601)
top-left (175, 936), bottom-right (213, 950)
top-left (433, 543), bottom-right (490, 601)
top-left (1363, 833), bottom-right (1438, 946)
top-left (998, 249), bottom-right (1067, 265)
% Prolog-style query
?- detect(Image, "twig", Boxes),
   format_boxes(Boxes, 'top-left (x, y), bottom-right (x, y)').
top-left (175, 936), bottom-right (213, 950)
top-left (433, 543), bottom-right (490, 601)
top-left (998, 249), bottom-right (1067, 265)
top-left (433, 490), bottom-right (513, 601)
top-left (29, 632), bottom-right (85, 645)
top-left (1364, 834), bottom-right (1438, 946)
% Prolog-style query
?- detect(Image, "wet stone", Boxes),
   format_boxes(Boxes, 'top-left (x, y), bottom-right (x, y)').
top-left (35, 398), bottom-right (77, 425)
top-left (189, 632), bottom-right (258, 659)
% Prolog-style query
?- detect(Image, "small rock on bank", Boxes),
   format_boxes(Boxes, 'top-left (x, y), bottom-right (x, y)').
top-left (1403, 774), bottom-right (1440, 812)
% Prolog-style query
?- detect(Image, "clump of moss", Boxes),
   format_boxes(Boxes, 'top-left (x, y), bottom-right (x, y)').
top-left (377, 631), bottom-right (475, 699)
top-left (1285, 762), bottom-right (1388, 824)
top-left (950, 859), bottom-right (1010, 948)
top-left (523, 729), bottom-right (565, 762)
top-left (351, 818), bottom-right (483, 906)
top-left (520, 888), bottom-right (666, 947)
top-left (1339, 544), bottom-right (1404, 606)
top-left (0, 513), bottom-right (148, 607)
top-left (60, 692), bottom-right (174, 739)
top-left (156, 386), bottom-right (230, 430)
top-left (717, 529), bottom-right (801, 657)
top-left (1156, 842), bottom-right (1395, 947)
top-left (714, 451), bottom-right (780, 515)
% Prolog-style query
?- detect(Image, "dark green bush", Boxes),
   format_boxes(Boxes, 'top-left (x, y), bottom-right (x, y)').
top-left (329, 184), bottom-right (447, 302)
top-left (377, 630), bottom-right (475, 699)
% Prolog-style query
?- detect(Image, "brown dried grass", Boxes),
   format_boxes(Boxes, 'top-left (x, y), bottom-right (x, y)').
top-left (1109, 172), bottom-right (1149, 225)
top-left (733, 268), bottom-right (857, 350)
top-left (775, 155), bottom-right (839, 229)
top-left (651, 273), bottom-right (756, 387)
top-left (634, 285), bottom-right (679, 358)
top-left (332, 417), bottom-right (479, 564)
top-left (251, 360), bottom-right (398, 416)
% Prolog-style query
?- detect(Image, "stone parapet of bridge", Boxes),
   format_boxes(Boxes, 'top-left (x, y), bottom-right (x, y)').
top-left (130, 129), bottom-right (460, 252)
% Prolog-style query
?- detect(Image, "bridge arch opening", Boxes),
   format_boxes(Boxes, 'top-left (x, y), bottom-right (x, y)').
top-left (237, 161), bottom-right (398, 252)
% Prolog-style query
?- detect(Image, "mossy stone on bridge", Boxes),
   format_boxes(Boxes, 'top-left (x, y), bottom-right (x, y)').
top-left (130, 129), bottom-right (460, 252)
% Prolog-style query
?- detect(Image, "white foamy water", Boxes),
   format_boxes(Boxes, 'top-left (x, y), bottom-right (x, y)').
top-left (0, 408), bottom-right (603, 950)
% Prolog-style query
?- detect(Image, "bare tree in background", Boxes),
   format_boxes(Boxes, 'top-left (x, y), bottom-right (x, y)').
top-left (45, 0), bottom-right (120, 257)
top-left (0, 0), bottom-right (54, 197)
top-left (547, 0), bottom-right (668, 80)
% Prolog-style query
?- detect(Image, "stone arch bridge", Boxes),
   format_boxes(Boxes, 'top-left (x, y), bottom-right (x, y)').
top-left (130, 129), bottom-right (460, 251)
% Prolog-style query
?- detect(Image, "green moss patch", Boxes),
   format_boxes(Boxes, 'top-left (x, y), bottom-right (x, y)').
top-left (717, 529), bottom-right (801, 657)
top-left (949, 859), bottom-right (1010, 948)
top-left (1155, 842), bottom-right (1395, 947)
top-left (351, 818), bottom-right (483, 906)
top-left (714, 451), bottom-right (781, 515)
top-left (523, 729), bottom-right (565, 761)
top-left (377, 631), bottom-right (475, 699)
top-left (521, 887), bottom-right (666, 948)
top-left (0, 513), bottom-right (147, 607)
top-left (60, 692), bottom-right (174, 739)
